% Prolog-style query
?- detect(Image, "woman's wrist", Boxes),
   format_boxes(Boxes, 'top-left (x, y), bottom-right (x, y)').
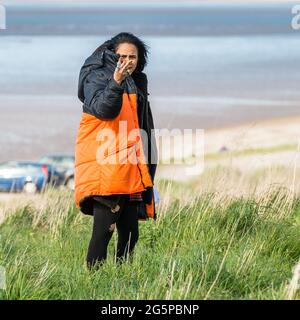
top-left (111, 76), bottom-right (125, 91)
top-left (113, 76), bottom-right (123, 86)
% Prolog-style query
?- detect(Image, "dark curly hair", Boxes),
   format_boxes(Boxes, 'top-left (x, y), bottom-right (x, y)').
top-left (92, 32), bottom-right (150, 73)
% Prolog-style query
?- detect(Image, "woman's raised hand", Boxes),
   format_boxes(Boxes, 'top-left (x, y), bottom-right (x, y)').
top-left (113, 57), bottom-right (134, 85)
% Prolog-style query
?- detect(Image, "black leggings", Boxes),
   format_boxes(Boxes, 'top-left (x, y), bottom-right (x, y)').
top-left (86, 194), bottom-right (139, 270)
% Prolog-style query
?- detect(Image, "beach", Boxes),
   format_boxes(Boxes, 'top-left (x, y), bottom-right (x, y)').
top-left (156, 113), bottom-right (300, 210)
top-left (0, 92), bottom-right (299, 162)
top-left (0, 1), bottom-right (299, 187)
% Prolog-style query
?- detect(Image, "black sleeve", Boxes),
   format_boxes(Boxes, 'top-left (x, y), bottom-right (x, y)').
top-left (148, 101), bottom-right (158, 182)
top-left (83, 70), bottom-right (125, 120)
top-left (141, 99), bottom-right (158, 205)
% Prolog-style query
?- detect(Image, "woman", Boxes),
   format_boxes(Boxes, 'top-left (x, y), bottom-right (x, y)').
top-left (74, 32), bottom-right (158, 270)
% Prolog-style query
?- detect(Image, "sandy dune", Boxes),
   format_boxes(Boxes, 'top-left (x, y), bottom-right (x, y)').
top-left (157, 114), bottom-right (300, 181)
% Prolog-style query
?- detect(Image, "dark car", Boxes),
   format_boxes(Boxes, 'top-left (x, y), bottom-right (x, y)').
top-left (0, 160), bottom-right (63, 194)
top-left (38, 153), bottom-right (75, 191)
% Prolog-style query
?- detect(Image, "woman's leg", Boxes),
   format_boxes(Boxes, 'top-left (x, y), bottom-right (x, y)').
top-left (86, 199), bottom-right (122, 271)
top-left (116, 196), bottom-right (139, 264)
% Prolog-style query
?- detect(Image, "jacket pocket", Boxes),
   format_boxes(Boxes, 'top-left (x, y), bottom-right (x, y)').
top-left (99, 140), bottom-right (137, 160)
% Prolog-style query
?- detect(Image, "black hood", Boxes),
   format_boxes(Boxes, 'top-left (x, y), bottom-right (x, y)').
top-left (78, 43), bottom-right (121, 103)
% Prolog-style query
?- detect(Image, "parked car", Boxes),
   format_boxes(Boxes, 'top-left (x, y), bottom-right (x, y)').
top-left (38, 153), bottom-right (75, 191)
top-left (0, 160), bottom-right (63, 194)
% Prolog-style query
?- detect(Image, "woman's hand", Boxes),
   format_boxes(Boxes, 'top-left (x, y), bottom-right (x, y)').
top-left (113, 57), bottom-right (134, 85)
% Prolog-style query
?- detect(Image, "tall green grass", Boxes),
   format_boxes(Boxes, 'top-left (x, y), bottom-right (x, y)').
top-left (0, 176), bottom-right (299, 300)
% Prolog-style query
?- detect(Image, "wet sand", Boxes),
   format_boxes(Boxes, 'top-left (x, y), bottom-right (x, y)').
top-left (0, 95), bottom-right (80, 163)
top-left (0, 94), bottom-right (299, 164)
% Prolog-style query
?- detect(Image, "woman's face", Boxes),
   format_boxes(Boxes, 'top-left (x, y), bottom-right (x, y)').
top-left (115, 42), bottom-right (138, 75)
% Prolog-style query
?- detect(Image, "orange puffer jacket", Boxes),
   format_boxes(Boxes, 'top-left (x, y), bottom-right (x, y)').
top-left (75, 44), bottom-right (158, 220)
